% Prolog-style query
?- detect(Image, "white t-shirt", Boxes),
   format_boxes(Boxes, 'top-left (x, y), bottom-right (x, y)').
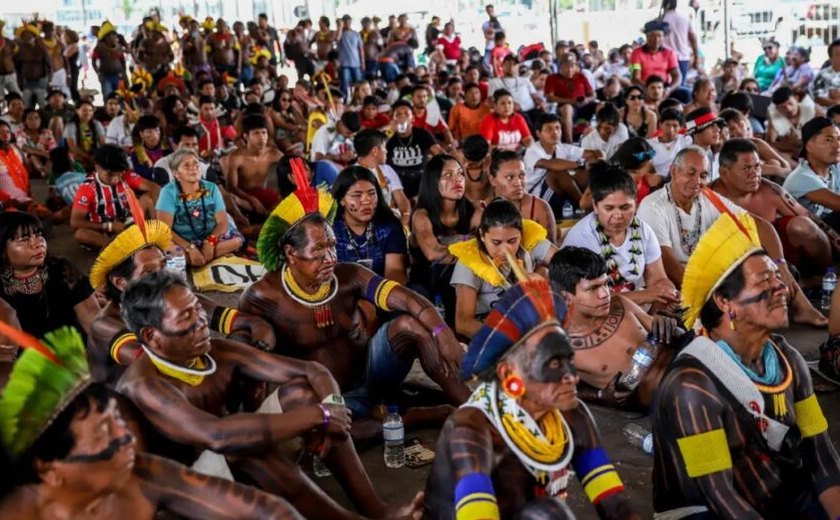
top-left (580, 123), bottom-right (629, 158)
top-left (488, 77), bottom-right (537, 112)
top-left (561, 212), bottom-right (661, 290)
top-left (105, 115), bottom-right (134, 149)
top-left (363, 163), bottom-right (404, 208)
top-left (523, 141), bottom-right (584, 194)
top-left (637, 185), bottom-right (744, 264)
top-left (647, 135), bottom-right (691, 177)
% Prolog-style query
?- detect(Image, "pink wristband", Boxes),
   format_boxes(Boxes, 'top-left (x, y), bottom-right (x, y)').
top-left (432, 324), bottom-right (446, 338)
top-left (317, 404), bottom-right (331, 432)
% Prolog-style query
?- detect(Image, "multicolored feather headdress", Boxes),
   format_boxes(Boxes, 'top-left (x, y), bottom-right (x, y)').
top-left (681, 212), bottom-right (762, 330)
top-left (257, 158), bottom-right (337, 272)
top-left (0, 325), bottom-right (92, 458)
top-left (461, 253), bottom-right (568, 380)
top-left (89, 189), bottom-right (172, 289)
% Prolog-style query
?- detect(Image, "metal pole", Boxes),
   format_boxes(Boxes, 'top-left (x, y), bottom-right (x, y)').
top-left (82, 0), bottom-right (88, 34)
top-left (723, 0), bottom-right (729, 59)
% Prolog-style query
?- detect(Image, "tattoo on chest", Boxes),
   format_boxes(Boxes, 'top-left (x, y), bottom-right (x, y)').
top-left (569, 300), bottom-right (625, 350)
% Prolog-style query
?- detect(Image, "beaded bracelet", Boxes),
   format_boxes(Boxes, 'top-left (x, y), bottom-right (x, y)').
top-left (432, 324), bottom-right (447, 338)
top-left (317, 404), bottom-right (331, 432)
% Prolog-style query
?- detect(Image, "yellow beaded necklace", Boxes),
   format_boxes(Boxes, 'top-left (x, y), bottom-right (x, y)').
top-left (501, 409), bottom-right (568, 464)
top-left (282, 265), bottom-right (332, 302)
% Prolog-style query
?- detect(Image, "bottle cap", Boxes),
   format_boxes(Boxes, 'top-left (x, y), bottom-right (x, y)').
top-left (387, 404), bottom-right (399, 414)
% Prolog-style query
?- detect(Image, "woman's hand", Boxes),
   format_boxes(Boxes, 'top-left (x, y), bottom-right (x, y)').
top-left (201, 241), bottom-right (215, 262)
top-left (186, 246), bottom-right (206, 267)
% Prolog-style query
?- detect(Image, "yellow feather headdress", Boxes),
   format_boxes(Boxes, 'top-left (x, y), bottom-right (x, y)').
top-left (98, 21), bottom-right (116, 40)
top-left (681, 212), bottom-right (762, 330)
top-left (90, 220), bottom-right (172, 289)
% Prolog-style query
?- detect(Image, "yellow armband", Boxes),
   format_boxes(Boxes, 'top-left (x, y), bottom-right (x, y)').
top-left (110, 332), bottom-right (138, 365)
top-left (794, 395), bottom-right (828, 438)
top-left (677, 428), bottom-right (733, 478)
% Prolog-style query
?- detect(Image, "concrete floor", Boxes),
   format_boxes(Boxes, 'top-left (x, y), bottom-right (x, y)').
top-left (43, 180), bottom-right (840, 520)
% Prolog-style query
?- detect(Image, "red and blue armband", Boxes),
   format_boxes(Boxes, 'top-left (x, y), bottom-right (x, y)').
top-left (365, 275), bottom-right (399, 312)
top-left (210, 306), bottom-right (240, 335)
top-left (572, 447), bottom-right (625, 505)
top-left (454, 472), bottom-right (499, 520)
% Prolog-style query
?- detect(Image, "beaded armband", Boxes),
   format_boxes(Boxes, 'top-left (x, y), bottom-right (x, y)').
top-left (210, 307), bottom-right (240, 335)
top-left (572, 447), bottom-right (625, 505)
top-left (110, 332), bottom-right (139, 365)
top-left (365, 275), bottom-right (399, 312)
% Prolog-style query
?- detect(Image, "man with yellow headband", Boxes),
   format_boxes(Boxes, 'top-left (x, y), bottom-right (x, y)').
top-left (652, 211), bottom-right (840, 519)
top-left (423, 274), bottom-right (637, 519)
top-left (86, 217), bottom-right (275, 385)
top-left (241, 158), bottom-right (469, 440)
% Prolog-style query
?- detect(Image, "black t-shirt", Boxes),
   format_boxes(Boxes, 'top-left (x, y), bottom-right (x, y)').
top-left (3, 256), bottom-right (94, 340)
top-left (386, 128), bottom-right (436, 198)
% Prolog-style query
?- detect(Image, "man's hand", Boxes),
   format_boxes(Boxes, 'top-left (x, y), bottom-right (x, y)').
top-left (650, 314), bottom-right (679, 345)
top-left (186, 246), bottom-right (206, 267)
top-left (599, 372), bottom-right (633, 406)
top-left (111, 220), bottom-right (127, 233)
top-left (320, 403), bottom-right (351, 438)
top-left (201, 241), bottom-right (215, 262)
top-left (241, 316), bottom-right (276, 351)
top-left (435, 327), bottom-right (463, 378)
top-left (250, 197), bottom-right (267, 216)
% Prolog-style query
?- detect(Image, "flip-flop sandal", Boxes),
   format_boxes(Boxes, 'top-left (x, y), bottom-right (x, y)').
top-left (404, 437), bottom-right (435, 468)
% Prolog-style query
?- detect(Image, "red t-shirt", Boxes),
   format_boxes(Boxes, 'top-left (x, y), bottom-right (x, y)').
top-left (479, 113), bottom-right (531, 151)
top-left (545, 72), bottom-right (593, 101)
top-left (73, 173), bottom-right (145, 223)
top-left (361, 113), bottom-right (391, 129)
top-left (413, 110), bottom-right (448, 136)
top-left (629, 46), bottom-right (678, 84)
top-left (437, 35), bottom-right (462, 61)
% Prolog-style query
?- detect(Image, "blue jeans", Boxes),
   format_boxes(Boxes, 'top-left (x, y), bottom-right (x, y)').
top-left (678, 59), bottom-right (690, 86)
top-left (340, 66), bottom-right (363, 102)
top-left (100, 74), bottom-right (121, 99)
top-left (378, 62), bottom-right (401, 83)
top-left (22, 77), bottom-right (48, 109)
top-left (343, 321), bottom-right (414, 417)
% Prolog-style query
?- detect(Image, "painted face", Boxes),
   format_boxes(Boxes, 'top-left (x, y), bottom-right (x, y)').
top-left (4, 226), bottom-right (47, 270)
top-left (491, 159), bottom-right (527, 201)
top-left (539, 121), bottom-right (562, 146)
top-left (726, 255), bottom-right (789, 331)
top-left (515, 326), bottom-right (578, 412)
top-left (570, 274), bottom-right (612, 319)
top-left (438, 159), bottom-right (466, 200)
top-left (494, 95), bottom-right (514, 118)
top-left (722, 151), bottom-right (762, 193)
top-left (151, 284), bottom-right (211, 362)
top-left (175, 153), bottom-right (202, 184)
top-left (481, 225), bottom-right (522, 265)
top-left (290, 221), bottom-right (338, 284)
top-left (594, 191), bottom-right (636, 236)
top-left (342, 180), bottom-right (377, 224)
top-left (55, 397), bottom-right (136, 490)
top-left (670, 151), bottom-right (710, 201)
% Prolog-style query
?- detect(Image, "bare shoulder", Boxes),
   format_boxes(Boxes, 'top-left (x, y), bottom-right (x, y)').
top-left (0, 487), bottom-right (36, 518)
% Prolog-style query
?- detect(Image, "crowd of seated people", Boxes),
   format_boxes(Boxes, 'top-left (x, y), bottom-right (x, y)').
top-left (0, 8), bottom-right (840, 520)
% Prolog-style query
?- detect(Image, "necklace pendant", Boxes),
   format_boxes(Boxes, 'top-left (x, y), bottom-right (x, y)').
top-left (314, 304), bottom-right (334, 328)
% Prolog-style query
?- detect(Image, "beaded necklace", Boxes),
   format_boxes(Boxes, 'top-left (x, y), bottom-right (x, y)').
top-left (666, 183), bottom-right (702, 257)
top-left (143, 345), bottom-right (217, 386)
top-left (281, 265), bottom-right (338, 327)
top-left (1, 266), bottom-right (48, 296)
top-left (595, 217), bottom-right (643, 290)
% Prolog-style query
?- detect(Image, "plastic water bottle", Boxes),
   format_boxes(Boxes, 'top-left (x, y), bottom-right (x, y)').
top-left (312, 454), bottom-right (332, 477)
top-left (172, 247), bottom-right (188, 278)
top-left (165, 251), bottom-right (175, 272)
top-left (821, 267), bottom-right (836, 314)
top-left (561, 200), bottom-right (574, 220)
top-left (383, 405), bottom-right (406, 468)
top-left (623, 423), bottom-right (653, 456)
top-left (618, 334), bottom-right (657, 391)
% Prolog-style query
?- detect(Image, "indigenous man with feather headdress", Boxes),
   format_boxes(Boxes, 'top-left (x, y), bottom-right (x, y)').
top-left (241, 158), bottom-right (470, 442)
top-left (0, 324), bottom-right (305, 519)
top-left (423, 265), bottom-right (637, 519)
top-left (652, 211), bottom-right (840, 518)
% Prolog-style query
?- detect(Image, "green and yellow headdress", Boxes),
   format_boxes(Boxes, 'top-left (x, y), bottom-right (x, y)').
top-left (448, 219), bottom-right (548, 287)
top-left (0, 324), bottom-right (91, 458)
top-left (681, 212), bottom-right (762, 330)
top-left (98, 20), bottom-right (116, 40)
top-left (257, 158), bottom-right (337, 272)
top-left (89, 189), bottom-right (172, 289)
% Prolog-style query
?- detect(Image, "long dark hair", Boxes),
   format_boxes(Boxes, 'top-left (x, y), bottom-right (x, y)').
top-left (331, 166), bottom-right (399, 226)
top-left (588, 161), bottom-right (637, 204)
top-left (0, 212), bottom-right (44, 268)
top-left (71, 100), bottom-right (100, 152)
top-left (417, 154), bottom-right (474, 236)
top-left (611, 137), bottom-right (655, 172)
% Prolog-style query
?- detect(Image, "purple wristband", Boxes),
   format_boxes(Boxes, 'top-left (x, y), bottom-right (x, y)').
top-left (432, 324), bottom-right (446, 338)
top-left (317, 404), bottom-right (331, 432)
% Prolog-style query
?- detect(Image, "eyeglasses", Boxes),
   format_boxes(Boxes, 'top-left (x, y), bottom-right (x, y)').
top-left (627, 95), bottom-right (643, 100)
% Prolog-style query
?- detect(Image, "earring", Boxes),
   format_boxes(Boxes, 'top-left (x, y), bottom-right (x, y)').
top-left (728, 310), bottom-right (736, 331)
top-left (502, 374), bottom-right (526, 399)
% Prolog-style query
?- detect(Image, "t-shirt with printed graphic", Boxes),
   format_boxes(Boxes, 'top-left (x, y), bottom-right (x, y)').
top-left (73, 172), bottom-right (146, 224)
top-left (386, 128), bottom-right (436, 199)
top-left (479, 113), bottom-right (532, 152)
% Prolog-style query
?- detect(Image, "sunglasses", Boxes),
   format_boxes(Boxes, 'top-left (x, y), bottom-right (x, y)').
top-left (627, 95), bottom-right (643, 100)
top-left (632, 149), bottom-right (656, 161)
